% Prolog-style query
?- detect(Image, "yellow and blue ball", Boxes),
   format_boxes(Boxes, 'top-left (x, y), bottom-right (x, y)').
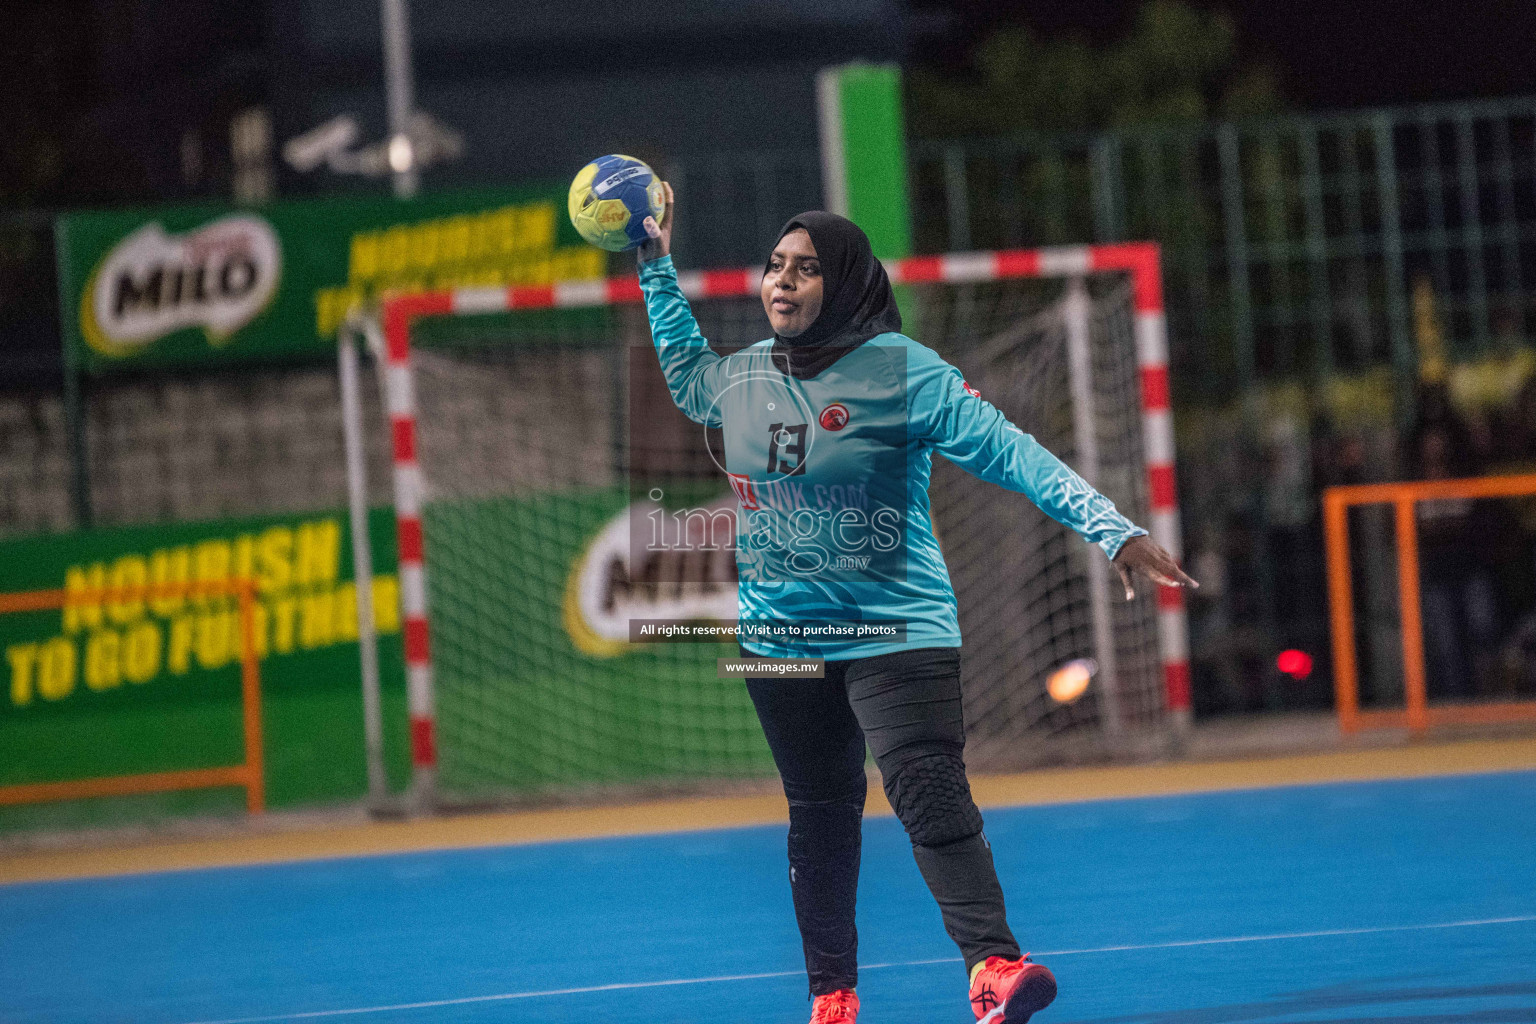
top-left (568, 155), bottom-right (666, 252)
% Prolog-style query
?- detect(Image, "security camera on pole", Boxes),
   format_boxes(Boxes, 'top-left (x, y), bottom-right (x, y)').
top-left (281, 0), bottom-right (464, 196)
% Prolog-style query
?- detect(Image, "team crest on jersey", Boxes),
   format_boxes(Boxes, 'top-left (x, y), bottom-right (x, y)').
top-left (961, 380), bottom-right (981, 398)
top-left (819, 402), bottom-right (850, 431)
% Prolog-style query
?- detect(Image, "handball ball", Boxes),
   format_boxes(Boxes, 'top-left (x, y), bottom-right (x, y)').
top-left (568, 154), bottom-right (666, 251)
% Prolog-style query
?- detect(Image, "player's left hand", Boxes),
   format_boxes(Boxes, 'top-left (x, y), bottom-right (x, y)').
top-left (1112, 535), bottom-right (1198, 600)
top-left (637, 181), bottom-right (675, 264)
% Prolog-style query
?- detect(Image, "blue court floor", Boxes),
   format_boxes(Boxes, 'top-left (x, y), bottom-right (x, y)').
top-left (2, 770), bottom-right (1533, 1024)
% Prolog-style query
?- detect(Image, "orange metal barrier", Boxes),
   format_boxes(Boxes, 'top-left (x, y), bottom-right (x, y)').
top-left (1324, 474), bottom-right (1536, 735)
top-left (0, 581), bottom-right (264, 812)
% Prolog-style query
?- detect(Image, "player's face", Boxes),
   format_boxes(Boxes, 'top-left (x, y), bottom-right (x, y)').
top-left (762, 229), bottom-right (823, 338)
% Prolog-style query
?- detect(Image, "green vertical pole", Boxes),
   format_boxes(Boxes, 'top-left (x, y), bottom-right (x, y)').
top-left (1299, 124), bottom-right (1335, 378)
top-left (817, 63), bottom-right (912, 261)
top-left (1339, 127), bottom-right (1375, 366)
top-left (53, 215), bottom-right (92, 529)
top-left (1490, 114), bottom-right (1523, 337)
top-left (818, 62), bottom-right (914, 334)
top-left (1454, 114), bottom-right (1490, 353)
top-left (1090, 134), bottom-right (1125, 242)
top-left (1180, 135), bottom-right (1217, 399)
top-left (1417, 114), bottom-right (1454, 330)
top-left (1139, 135), bottom-right (1166, 239)
top-left (1217, 125), bottom-right (1255, 385)
top-left (1258, 132), bottom-right (1295, 374)
top-left (942, 146), bottom-right (971, 251)
top-left (1042, 146), bottom-right (1069, 244)
top-left (1217, 124), bottom-right (1276, 646)
top-left (1373, 114), bottom-right (1412, 421)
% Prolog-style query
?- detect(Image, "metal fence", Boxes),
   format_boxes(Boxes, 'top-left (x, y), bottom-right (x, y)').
top-left (910, 96), bottom-right (1536, 407)
top-left (906, 97), bottom-right (1536, 715)
top-left (645, 96), bottom-right (1536, 413)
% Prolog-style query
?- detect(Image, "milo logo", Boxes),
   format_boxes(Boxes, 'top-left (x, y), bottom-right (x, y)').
top-left (562, 498), bottom-right (738, 657)
top-left (81, 215), bottom-right (282, 357)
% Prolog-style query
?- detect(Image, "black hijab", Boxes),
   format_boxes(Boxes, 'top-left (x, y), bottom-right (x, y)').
top-left (766, 212), bottom-right (902, 379)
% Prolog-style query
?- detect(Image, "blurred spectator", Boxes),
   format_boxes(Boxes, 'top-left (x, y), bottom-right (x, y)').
top-left (1311, 414), bottom-right (1368, 490)
top-left (1189, 509), bottom-right (1289, 715)
top-left (1410, 385), bottom-right (1500, 699)
top-left (1463, 312), bottom-right (1535, 470)
top-left (1501, 372), bottom-right (1536, 472)
top-left (1490, 369), bottom-right (1536, 697)
top-left (1411, 381), bottom-right (1479, 471)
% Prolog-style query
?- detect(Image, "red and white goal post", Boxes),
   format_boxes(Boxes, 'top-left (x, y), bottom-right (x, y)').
top-left (347, 242), bottom-right (1190, 802)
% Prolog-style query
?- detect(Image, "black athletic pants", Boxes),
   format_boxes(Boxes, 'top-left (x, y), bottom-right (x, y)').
top-left (743, 645), bottom-right (1020, 996)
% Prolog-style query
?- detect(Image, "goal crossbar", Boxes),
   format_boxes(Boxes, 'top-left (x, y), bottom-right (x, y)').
top-left (369, 242), bottom-right (1188, 787)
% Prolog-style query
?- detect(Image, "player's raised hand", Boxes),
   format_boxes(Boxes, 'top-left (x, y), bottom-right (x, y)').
top-left (1112, 534), bottom-right (1198, 600)
top-left (637, 181), bottom-right (675, 264)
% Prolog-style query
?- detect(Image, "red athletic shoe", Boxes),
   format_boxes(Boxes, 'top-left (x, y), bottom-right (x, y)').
top-left (809, 988), bottom-right (859, 1024)
top-left (969, 955), bottom-right (1057, 1023)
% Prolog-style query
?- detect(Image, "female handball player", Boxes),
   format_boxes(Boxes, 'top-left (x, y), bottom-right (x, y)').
top-left (636, 183), bottom-right (1195, 1024)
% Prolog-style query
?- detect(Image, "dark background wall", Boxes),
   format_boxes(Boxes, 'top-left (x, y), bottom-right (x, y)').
top-left (272, 0), bottom-right (905, 190)
top-left (0, 0), bottom-right (905, 387)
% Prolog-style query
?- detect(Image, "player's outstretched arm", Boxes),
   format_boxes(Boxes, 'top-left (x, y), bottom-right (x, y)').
top-left (634, 183), bottom-right (728, 426)
top-left (912, 347), bottom-right (1196, 599)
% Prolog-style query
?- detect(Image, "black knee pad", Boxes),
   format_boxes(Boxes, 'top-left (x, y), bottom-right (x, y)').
top-left (885, 752), bottom-right (984, 847)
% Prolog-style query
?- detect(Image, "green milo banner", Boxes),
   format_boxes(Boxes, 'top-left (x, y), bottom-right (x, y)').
top-left (420, 487), bottom-right (769, 796)
top-left (0, 509), bottom-right (409, 830)
top-left (0, 491), bottom-right (773, 831)
top-left (56, 186), bottom-right (606, 374)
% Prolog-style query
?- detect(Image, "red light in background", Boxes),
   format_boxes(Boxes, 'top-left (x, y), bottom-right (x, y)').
top-left (1277, 649), bottom-right (1313, 680)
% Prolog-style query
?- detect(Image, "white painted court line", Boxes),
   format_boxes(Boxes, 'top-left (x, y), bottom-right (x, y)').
top-left (180, 914), bottom-right (1536, 1024)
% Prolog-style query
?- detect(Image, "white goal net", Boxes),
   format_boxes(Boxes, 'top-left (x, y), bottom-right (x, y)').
top-left (347, 258), bottom-right (1171, 802)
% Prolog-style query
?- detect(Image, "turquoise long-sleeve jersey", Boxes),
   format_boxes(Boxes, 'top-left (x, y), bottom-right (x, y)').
top-left (639, 255), bottom-right (1146, 660)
